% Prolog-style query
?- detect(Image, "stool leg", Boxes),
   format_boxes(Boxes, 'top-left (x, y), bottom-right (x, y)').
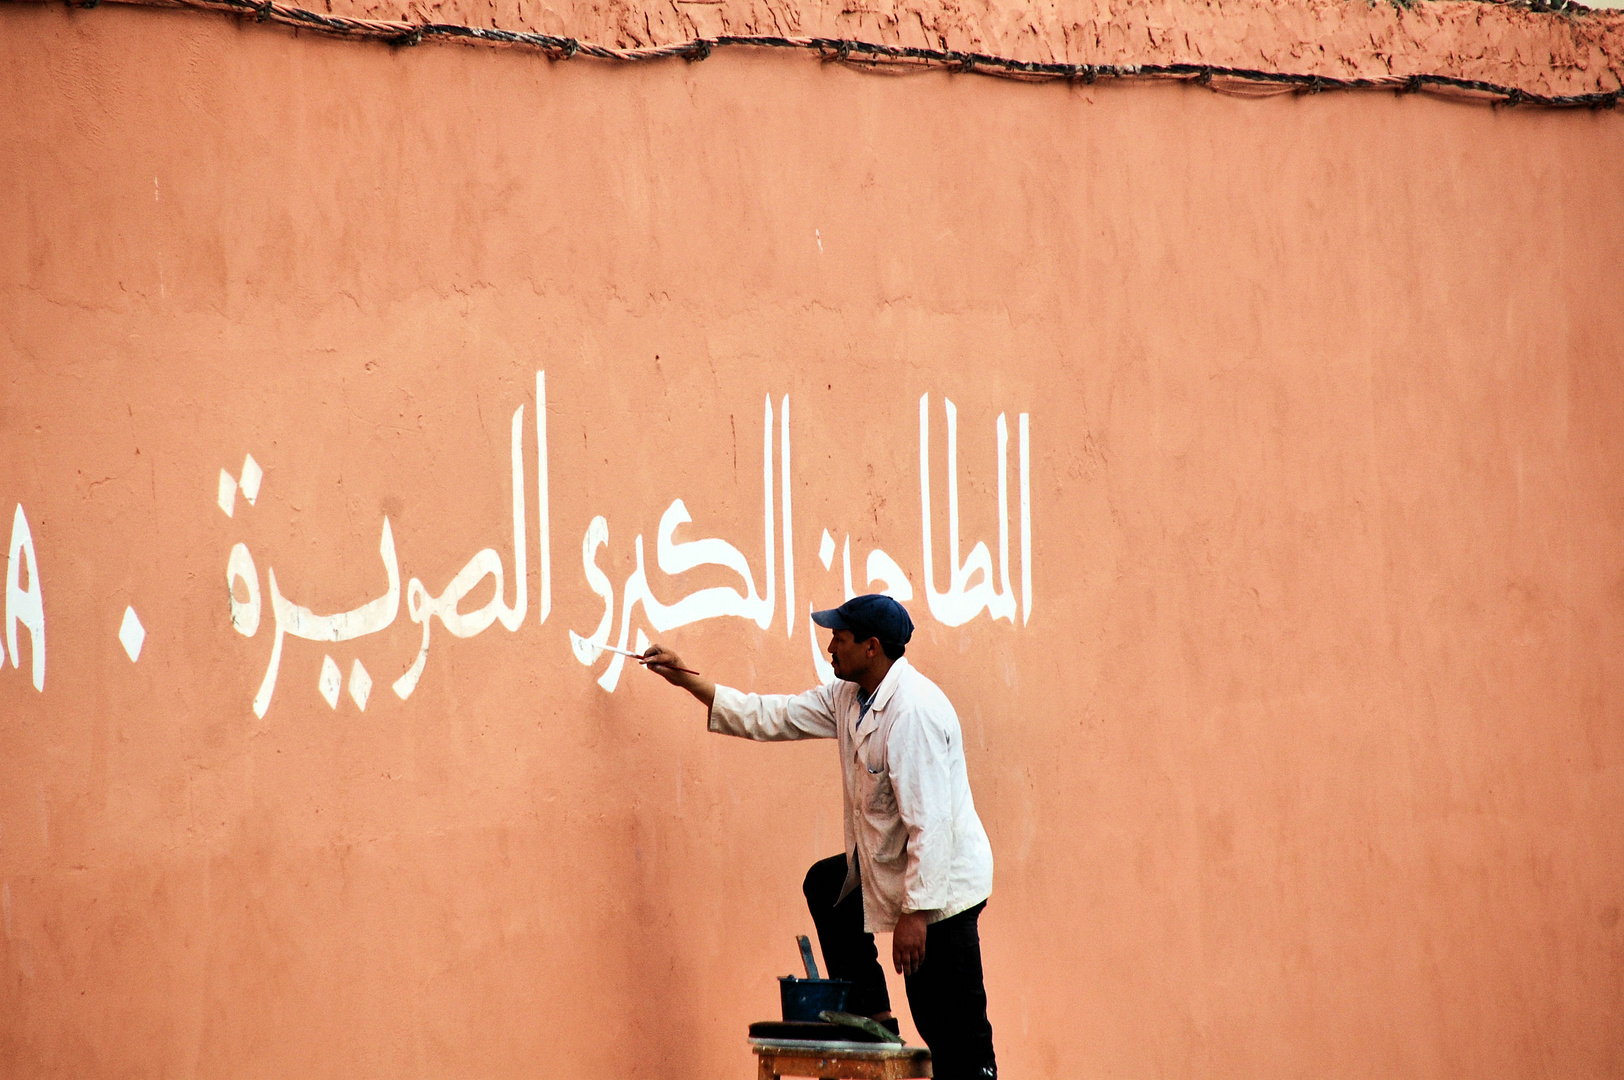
top-left (757, 1056), bottom-right (776, 1080)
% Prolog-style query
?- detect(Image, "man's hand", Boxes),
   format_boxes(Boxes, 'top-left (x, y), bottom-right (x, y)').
top-left (641, 644), bottom-right (716, 710)
top-left (892, 911), bottom-right (928, 976)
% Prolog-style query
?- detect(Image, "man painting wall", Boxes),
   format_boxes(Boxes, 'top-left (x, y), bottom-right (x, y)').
top-left (641, 595), bottom-right (998, 1080)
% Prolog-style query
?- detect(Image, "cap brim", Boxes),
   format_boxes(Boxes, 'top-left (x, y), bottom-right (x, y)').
top-left (810, 608), bottom-right (849, 631)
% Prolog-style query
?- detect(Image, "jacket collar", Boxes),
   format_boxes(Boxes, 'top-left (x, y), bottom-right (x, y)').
top-left (866, 657), bottom-right (910, 714)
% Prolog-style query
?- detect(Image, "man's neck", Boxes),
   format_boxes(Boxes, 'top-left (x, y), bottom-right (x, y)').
top-left (857, 655), bottom-right (896, 697)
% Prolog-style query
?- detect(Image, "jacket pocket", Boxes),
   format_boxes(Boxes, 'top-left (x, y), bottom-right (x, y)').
top-left (867, 774), bottom-right (897, 813)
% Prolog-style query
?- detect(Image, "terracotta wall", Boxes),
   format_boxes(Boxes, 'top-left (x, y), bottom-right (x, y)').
top-left (3, 3), bottom-right (1623, 1077)
top-left (320, 0), bottom-right (1624, 100)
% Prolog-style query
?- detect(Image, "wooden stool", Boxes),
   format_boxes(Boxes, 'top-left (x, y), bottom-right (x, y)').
top-left (750, 1038), bottom-right (932, 1080)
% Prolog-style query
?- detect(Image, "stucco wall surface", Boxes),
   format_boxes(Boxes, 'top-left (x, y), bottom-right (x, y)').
top-left (302, 0), bottom-right (1624, 98)
top-left (3, 4), bottom-right (1623, 1078)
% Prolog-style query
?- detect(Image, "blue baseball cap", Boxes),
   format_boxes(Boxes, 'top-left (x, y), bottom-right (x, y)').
top-left (811, 594), bottom-right (915, 646)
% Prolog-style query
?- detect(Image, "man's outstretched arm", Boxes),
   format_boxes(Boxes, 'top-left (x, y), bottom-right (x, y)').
top-left (643, 644), bottom-right (840, 742)
top-left (640, 644), bottom-right (715, 711)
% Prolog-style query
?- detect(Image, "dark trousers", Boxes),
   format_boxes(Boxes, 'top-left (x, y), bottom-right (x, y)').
top-left (802, 854), bottom-right (997, 1080)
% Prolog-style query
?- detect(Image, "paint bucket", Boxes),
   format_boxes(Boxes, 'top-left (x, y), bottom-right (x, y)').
top-left (779, 976), bottom-right (852, 1022)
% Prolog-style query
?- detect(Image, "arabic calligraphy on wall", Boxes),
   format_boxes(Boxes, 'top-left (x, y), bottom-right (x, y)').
top-left (220, 372), bottom-right (1033, 715)
top-left (2, 505), bottom-right (45, 693)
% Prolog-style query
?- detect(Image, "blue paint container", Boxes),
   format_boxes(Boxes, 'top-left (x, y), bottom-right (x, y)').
top-left (779, 976), bottom-right (853, 1022)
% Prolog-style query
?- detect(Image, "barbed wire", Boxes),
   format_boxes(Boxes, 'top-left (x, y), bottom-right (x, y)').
top-left (51, 0), bottom-right (1624, 110)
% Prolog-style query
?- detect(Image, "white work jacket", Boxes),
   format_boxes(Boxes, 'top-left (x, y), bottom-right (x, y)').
top-left (708, 658), bottom-right (994, 933)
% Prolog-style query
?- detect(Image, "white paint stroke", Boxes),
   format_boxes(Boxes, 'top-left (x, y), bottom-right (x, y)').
top-left (254, 519), bottom-right (400, 718)
top-left (918, 395), bottom-right (1016, 627)
top-left (349, 659), bottom-right (371, 711)
top-left (536, 370), bottom-right (551, 626)
top-left (567, 516), bottom-right (614, 668)
top-left (579, 394), bottom-right (783, 693)
top-left (499, 404), bottom-right (527, 632)
top-left (7, 505), bottom-right (45, 691)
top-left (391, 405), bottom-right (528, 701)
top-left (217, 470), bottom-right (237, 518)
top-left (240, 454), bottom-right (262, 506)
top-left (650, 500), bottom-right (774, 627)
top-left (318, 655), bottom-right (341, 708)
top-left (781, 394), bottom-right (794, 639)
top-left (118, 607), bottom-right (145, 663)
top-left (997, 413), bottom-right (1013, 612)
top-left (227, 543), bottom-right (260, 637)
top-left (762, 394), bottom-right (776, 630)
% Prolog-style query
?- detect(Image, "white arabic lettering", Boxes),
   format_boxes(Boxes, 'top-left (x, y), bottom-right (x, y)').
top-left (222, 374), bottom-right (1031, 711)
top-left (6, 504), bottom-right (45, 691)
top-left (919, 394), bottom-right (1028, 628)
top-left (535, 370), bottom-right (552, 627)
top-left (227, 543), bottom-right (261, 637)
top-left (392, 403), bottom-right (529, 700)
top-left (233, 371), bottom-right (551, 714)
top-left (570, 394), bottom-right (786, 691)
top-left (253, 517), bottom-right (400, 718)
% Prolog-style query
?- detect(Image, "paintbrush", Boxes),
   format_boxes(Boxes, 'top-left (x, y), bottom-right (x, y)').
top-left (595, 642), bottom-right (701, 675)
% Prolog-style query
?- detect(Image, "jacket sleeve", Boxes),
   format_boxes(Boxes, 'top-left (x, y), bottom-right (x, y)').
top-left (888, 708), bottom-right (955, 913)
top-left (708, 682), bottom-right (840, 742)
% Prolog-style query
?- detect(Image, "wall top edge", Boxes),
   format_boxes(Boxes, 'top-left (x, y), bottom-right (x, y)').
top-left (21, 0), bottom-right (1624, 100)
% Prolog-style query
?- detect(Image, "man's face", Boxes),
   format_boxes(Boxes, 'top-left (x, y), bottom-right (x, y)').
top-left (827, 628), bottom-right (876, 682)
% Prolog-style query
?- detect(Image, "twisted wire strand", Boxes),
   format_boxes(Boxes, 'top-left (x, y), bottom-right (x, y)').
top-left (50, 0), bottom-right (1624, 110)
